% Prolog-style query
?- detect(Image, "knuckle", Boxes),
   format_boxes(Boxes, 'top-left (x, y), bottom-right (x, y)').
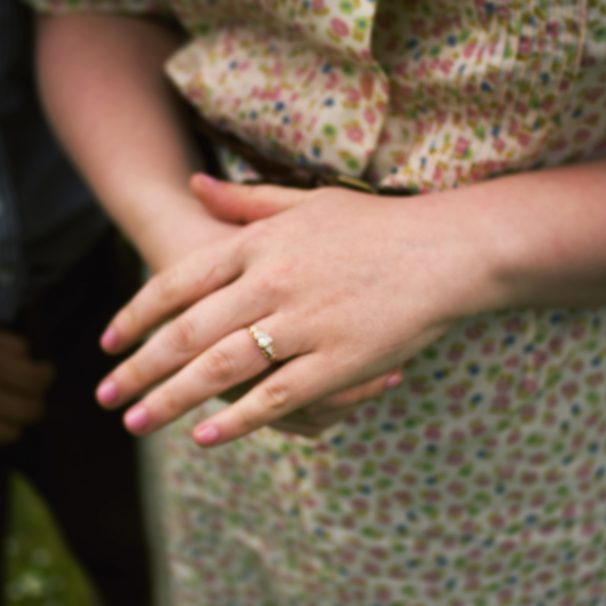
top-left (239, 220), bottom-right (269, 252)
top-left (156, 386), bottom-right (184, 419)
top-left (116, 302), bottom-right (139, 336)
top-left (151, 268), bottom-right (179, 302)
top-left (203, 348), bottom-right (235, 384)
top-left (262, 381), bottom-right (291, 415)
top-left (168, 314), bottom-right (199, 354)
top-left (118, 357), bottom-right (147, 391)
top-left (234, 404), bottom-right (261, 433)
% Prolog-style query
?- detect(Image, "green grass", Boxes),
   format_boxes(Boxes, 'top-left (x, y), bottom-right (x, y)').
top-left (3, 473), bottom-right (97, 606)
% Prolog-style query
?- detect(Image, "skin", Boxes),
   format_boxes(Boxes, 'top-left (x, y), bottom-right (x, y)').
top-left (94, 159), bottom-right (606, 447)
top-left (36, 13), bottom-right (402, 437)
top-left (0, 330), bottom-right (54, 443)
top-left (35, 14), bottom-right (606, 447)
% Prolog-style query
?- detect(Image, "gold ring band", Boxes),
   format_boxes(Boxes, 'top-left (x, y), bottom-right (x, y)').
top-left (248, 325), bottom-right (277, 362)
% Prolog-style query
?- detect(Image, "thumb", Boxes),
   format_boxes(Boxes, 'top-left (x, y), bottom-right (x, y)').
top-left (189, 173), bottom-right (307, 224)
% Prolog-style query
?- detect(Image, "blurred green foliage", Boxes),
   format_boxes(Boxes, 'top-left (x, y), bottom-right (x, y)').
top-left (3, 473), bottom-right (97, 606)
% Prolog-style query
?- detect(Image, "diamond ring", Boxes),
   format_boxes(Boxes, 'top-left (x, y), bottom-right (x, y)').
top-left (248, 325), bottom-right (277, 362)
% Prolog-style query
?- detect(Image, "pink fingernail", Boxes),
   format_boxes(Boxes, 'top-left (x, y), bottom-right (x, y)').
top-left (124, 406), bottom-right (150, 433)
top-left (100, 327), bottom-right (119, 352)
top-left (194, 425), bottom-right (220, 446)
top-left (385, 373), bottom-right (403, 390)
top-left (96, 379), bottom-right (119, 406)
top-left (197, 173), bottom-right (217, 187)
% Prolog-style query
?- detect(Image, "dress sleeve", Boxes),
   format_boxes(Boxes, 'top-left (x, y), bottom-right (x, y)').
top-left (25, 0), bottom-right (172, 17)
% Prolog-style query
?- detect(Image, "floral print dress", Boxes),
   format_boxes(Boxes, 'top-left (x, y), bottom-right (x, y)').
top-left (29, 0), bottom-right (606, 604)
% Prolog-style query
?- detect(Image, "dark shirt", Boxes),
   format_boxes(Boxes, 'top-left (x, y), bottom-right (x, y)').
top-left (0, 0), bottom-right (107, 322)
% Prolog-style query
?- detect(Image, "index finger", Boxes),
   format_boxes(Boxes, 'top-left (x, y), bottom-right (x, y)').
top-left (101, 245), bottom-right (240, 353)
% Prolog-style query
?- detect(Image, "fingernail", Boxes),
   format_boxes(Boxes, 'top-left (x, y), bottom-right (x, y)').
top-left (96, 379), bottom-right (119, 406)
top-left (194, 425), bottom-right (220, 446)
top-left (124, 406), bottom-right (150, 433)
top-left (197, 173), bottom-right (218, 187)
top-left (100, 327), bottom-right (119, 352)
top-left (385, 372), bottom-right (403, 390)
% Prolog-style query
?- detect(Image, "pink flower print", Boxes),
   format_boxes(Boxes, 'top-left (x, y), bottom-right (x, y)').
top-left (345, 122), bottom-right (364, 143)
top-left (463, 577), bottom-right (481, 591)
top-left (348, 442), bottom-right (368, 458)
top-left (548, 137), bottom-right (568, 152)
top-left (518, 35), bottom-right (533, 55)
top-left (469, 419), bottom-right (488, 437)
top-left (570, 324), bottom-right (587, 340)
top-left (585, 87), bottom-right (605, 103)
top-left (447, 342), bottom-right (466, 362)
top-left (412, 539), bottom-right (429, 555)
top-left (446, 450), bottom-right (465, 465)
top-left (363, 108), bottom-right (377, 124)
top-left (491, 394), bottom-right (512, 413)
top-left (447, 382), bottom-right (468, 399)
top-left (571, 358), bottom-right (584, 373)
top-left (432, 164), bottom-right (444, 182)
top-left (410, 376), bottom-right (431, 394)
top-left (373, 439), bottom-right (388, 456)
top-left (492, 138), bottom-right (506, 152)
top-left (530, 492), bottom-right (546, 507)
top-left (546, 21), bottom-right (560, 37)
top-left (393, 490), bottom-right (413, 506)
top-left (379, 459), bottom-right (399, 476)
top-left (516, 131), bottom-right (533, 146)
top-left (587, 372), bottom-right (604, 387)
top-left (504, 355), bottom-right (519, 368)
top-left (312, 0), bottom-right (328, 15)
top-left (439, 58), bottom-right (454, 76)
top-left (330, 17), bottom-right (350, 37)
top-left (561, 381), bottom-right (578, 398)
top-left (495, 374), bottom-right (514, 393)
top-left (506, 429), bottom-right (522, 445)
top-left (447, 503), bottom-right (465, 517)
top-left (351, 497), bottom-right (369, 513)
top-left (574, 129), bottom-right (592, 144)
top-left (336, 463), bottom-right (355, 480)
top-left (454, 136), bottom-right (471, 159)
top-left (541, 94), bottom-right (556, 113)
top-left (397, 435), bottom-right (419, 454)
top-left (519, 378), bottom-right (539, 395)
top-left (447, 402), bottom-right (465, 417)
top-left (449, 428), bottom-right (467, 443)
top-left (528, 452), bottom-right (547, 465)
top-left (464, 321), bottom-right (487, 340)
top-left (424, 424), bottom-right (442, 441)
top-left (532, 349), bottom-right (548, 367)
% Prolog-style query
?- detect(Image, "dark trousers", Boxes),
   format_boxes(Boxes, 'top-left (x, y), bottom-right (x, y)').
top-left (0, 230), bottom-right (151, 606)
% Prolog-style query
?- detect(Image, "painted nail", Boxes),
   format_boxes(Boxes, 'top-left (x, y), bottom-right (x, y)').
top-left (385, 372), bottom-right (403, 390)
top-left (100, 327), bottom-right (119, 352)
top-left (124, 406), bottom-right (150, 433)
top-left (96, 379), bottom-right (119, 406)
top-left (197, 173), bottom-right (218, 187)
top-left (194, 425), bottom-right (220, 446)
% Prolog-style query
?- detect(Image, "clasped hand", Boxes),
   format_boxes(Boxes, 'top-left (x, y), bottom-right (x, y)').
top-left (0, 331), bottom-right (54, 443)
top-left (97, 177), bottom-right (483, 446)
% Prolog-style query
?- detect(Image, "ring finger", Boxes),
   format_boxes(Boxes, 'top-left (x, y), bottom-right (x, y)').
top-left (97, 280), bottom-right (271, 409)
top-left (122, 315), bottom-right (301, 434)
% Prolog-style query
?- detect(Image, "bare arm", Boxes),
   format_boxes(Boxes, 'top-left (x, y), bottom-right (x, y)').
top-left (94, 158), bottom-right (606, 443)
top-left (36, 13), bottom-right (231, 270)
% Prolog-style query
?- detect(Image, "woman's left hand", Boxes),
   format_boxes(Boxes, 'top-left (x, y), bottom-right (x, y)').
top-left (96, 177), bottom-right (498, 446)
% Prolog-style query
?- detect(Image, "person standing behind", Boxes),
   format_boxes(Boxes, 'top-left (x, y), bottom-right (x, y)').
top-left (0, 2), bottom-right (150, 604)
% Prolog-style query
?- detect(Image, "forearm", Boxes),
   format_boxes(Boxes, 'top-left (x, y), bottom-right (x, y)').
top-left (36, 13), bottom-right (211, 269)
top-left (430, 159), bottom-right (606, 314)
